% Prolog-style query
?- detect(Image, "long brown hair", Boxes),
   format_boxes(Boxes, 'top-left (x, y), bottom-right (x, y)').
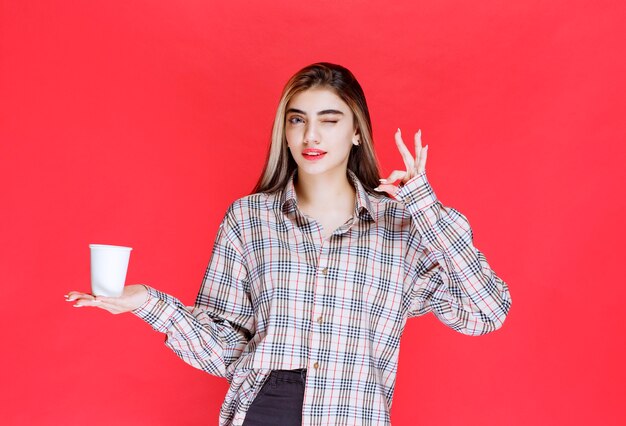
top-left (252, 62), bottom-right (382, 195)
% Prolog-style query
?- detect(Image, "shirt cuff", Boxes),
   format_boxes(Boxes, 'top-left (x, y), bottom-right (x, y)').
top-left (131, 285), bottom-right (180, 333)
top-left (394, 171), bottom-right (439, 212)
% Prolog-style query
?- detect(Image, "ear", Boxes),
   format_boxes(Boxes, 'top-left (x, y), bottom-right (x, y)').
top-left (352, 128), bottom-right (361, 146)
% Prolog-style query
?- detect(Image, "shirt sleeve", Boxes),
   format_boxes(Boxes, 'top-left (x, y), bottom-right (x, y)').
top-left (131, 206), bottom-right (254, 380)
top-left (396, 171), bottom-right (512, 336)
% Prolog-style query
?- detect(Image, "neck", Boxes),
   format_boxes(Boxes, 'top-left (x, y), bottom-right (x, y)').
top-left (294, 168), bottom-right (355, 210)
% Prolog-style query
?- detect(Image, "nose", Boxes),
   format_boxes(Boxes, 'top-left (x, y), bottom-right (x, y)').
top-left (304, 122), bottom-right (320, 144)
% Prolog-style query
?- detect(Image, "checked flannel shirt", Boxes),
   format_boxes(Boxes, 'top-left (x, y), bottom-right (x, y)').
top-left (132, 169), bottom-right (512, 425)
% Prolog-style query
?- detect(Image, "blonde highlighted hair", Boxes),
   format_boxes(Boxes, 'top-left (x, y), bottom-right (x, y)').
top-left (252, 62), bottom-right (383, 194)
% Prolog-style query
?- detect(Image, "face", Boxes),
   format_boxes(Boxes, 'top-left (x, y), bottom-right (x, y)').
top-left (285, 87), bottom-right (359, 178)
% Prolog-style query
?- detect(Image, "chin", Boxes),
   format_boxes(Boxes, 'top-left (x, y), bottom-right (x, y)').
top-left (296, 163), bottom-right (344, 177)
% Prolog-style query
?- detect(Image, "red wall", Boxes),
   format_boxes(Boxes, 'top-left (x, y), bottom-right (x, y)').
top-left (1, 0), bottom-right (624, 424)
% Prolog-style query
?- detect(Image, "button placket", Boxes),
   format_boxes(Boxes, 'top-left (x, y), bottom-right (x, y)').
top-left (309, 242), bottom-right (329, 376)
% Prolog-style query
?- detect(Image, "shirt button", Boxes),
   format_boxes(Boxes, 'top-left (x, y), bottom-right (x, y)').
top-left (317, 316), bottom-right (323, 324)
top-left (321, 267), bottom-right (328, 275)
top-left (313, 362), bottom-right (319, 370)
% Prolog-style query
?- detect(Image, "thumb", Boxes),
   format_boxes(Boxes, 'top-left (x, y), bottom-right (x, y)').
top-left (374, 183), bottom-right (400, 198)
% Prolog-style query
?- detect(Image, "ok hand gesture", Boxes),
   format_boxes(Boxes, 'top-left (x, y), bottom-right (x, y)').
top-left (375, 128), bottom-right (428, 198)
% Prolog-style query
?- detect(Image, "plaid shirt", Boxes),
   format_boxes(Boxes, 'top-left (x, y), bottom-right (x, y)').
top-left (133, 169), bottom-right (511, 425)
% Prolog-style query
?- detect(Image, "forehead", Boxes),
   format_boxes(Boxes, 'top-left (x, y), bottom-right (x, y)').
top-left (287, 87), bottom-right (349, 111)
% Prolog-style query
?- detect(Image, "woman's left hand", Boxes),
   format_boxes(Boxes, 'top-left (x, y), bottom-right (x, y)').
top-left (374, 128), bottom-right (428, 197)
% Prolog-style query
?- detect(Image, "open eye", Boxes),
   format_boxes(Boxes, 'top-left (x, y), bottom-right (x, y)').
top-left (287, 116), bottom-right (304, 125)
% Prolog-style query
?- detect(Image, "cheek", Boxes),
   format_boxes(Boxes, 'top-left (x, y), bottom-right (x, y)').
top-left (284, 128), bottom-right (299, 146)
top-left (337, 122), bottom-right (355, 139)
top-left (338, 127), bottom-right (356, 148)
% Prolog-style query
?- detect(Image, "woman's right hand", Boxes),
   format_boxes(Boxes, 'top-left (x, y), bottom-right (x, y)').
top-left (65, 284), bottom-right (149, 314)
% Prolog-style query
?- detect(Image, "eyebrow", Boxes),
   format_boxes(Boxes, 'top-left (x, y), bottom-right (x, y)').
top-left (286, 108), bottom-right (345, 116)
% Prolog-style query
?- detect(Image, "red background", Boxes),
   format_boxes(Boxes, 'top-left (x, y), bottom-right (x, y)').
top-left (1, 0), bottom-right (625, 424)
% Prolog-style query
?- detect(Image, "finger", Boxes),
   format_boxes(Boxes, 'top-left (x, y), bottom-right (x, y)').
top-left (66, 294), bottom-right (92, 304)
top-left (73, 300), bottom-right (98, 308)
top-left (414, 130), bottom-right (422, 169)
top-left (394, 129), bottom-right (415, 171)
top-left (414, 129), bottom-right (422, 155)
top-left (417, 145), bottom-right (428, 173)
top-left (72, 294), bottom-right (100, 307)
top-left (65, 291), bottom-right (91, 301)
top-left (373, 183), bottom-right (401, 197)
top-left (380, 170), bottom-right (407, 184)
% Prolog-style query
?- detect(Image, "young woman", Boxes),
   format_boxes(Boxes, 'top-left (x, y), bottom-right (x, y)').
top-left (66, 63), bottom-right (511, 426)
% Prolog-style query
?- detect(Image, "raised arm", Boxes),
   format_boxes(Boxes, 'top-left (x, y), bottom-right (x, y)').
top-left (396, 172), bottom-right (511, 335)
top-left (375, 129), bottom-right (511, 335)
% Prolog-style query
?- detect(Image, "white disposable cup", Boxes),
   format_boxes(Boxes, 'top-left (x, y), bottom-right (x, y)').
top-left (90, 244), bottom-right (132, 297)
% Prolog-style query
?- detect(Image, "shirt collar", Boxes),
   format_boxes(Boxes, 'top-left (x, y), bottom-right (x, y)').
top-left (280, 169), bottom-right (377, 223)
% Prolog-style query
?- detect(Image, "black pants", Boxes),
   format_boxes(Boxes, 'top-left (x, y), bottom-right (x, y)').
top-left (242, 369), bottom-right (307, 426)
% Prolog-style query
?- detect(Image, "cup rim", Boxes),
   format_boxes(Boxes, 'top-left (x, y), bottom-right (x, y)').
top-left (89, 244), bottom-right (133, 251)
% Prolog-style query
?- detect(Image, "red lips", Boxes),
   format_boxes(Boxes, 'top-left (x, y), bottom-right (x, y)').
top-left (302, 148), bottom-right (327, 161)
